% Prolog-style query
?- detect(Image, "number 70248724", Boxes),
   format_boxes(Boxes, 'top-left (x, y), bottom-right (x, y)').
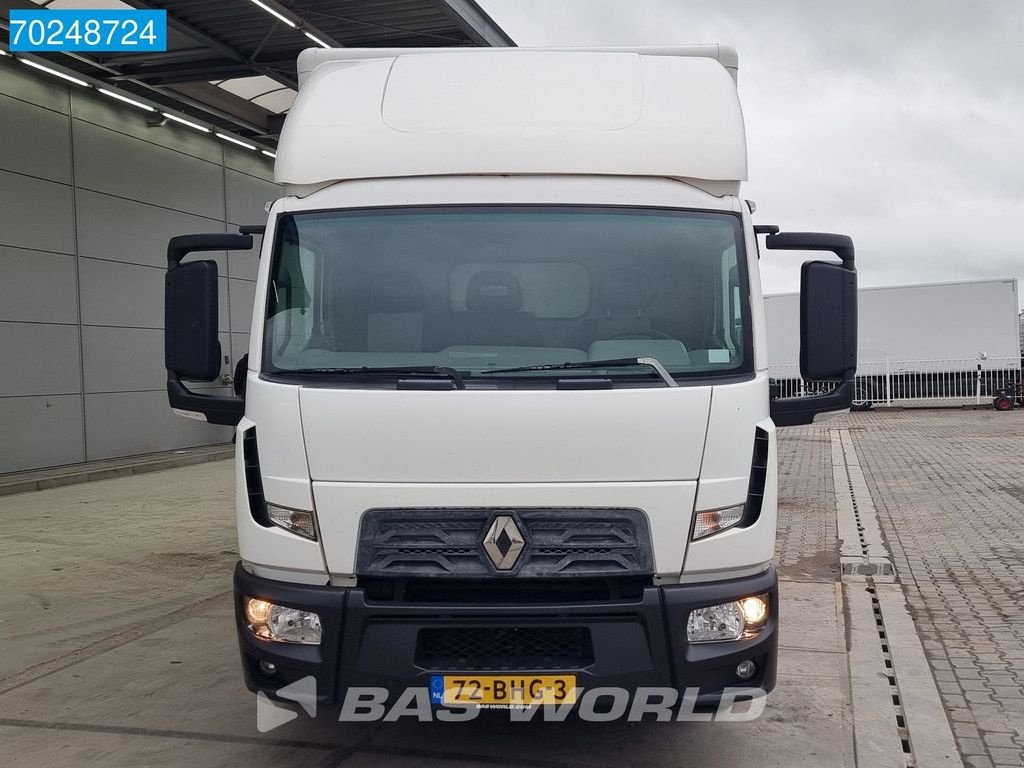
top-left (8, 9), bottom-right (166, 53)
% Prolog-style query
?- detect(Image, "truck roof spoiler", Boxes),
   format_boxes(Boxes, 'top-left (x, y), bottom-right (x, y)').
top-left (297, 44), bottom-right (739, 87)
top-left (282, 47), bottom-right (746, 196)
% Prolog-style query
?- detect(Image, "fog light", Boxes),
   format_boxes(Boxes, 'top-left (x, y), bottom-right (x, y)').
top-left (244, 596), bottom-right (322, 645)
top-left (259, 660), bottom-right (277, 676)
top-left (736, 660), bottom-right (756, 680)
top-left (687, 593), bottom-right (770, 643)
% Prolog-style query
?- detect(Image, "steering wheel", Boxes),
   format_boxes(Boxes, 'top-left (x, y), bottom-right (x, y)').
top-left (604, 330), bottom-right (675, 341)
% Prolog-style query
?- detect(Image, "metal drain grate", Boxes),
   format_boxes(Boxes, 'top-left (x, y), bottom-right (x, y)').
top-left (868, 585), bottom-right (916, 767)
top-left (833, 430), bottom-right (894, 578)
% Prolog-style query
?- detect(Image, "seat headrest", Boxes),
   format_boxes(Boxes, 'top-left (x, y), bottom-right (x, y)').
top-left (369, 271), bottom-right (424, 312)
top-left (597, 268), bottom-right (654, 312)
top-left (465, 270), bottom-right (523, 312)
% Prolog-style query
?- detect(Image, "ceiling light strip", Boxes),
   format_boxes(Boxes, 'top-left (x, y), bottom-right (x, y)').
top-left (261, 150), bottom-right (277, 159)
top-left (304, 31), bottom-right (330, 48)
top-left (19, 57), bottom-right (90, 87)
top-left (162, 111), bottom-right (211, 133)
top-left (98, 87), bottom-right (155, 112)
top-left (250, 0), bottom-right (296, 28)
top-left (216, 132), bottom-right (257, 151)
top-left (247, 0), bottom-right (335, 46)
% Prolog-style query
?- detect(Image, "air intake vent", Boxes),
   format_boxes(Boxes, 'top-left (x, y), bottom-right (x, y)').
top-left (415, 626), bottom-right (594, 671)
top-left (743, 427), bottom-right (770, 525)
top-left (242, 428), bottom-right (269, 527)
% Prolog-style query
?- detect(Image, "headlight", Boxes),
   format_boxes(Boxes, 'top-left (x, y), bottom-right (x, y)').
top-left (691, 504), bottom-right (744, 540)
top-left (687, 593), bottom-right (770, 643)
top-left (244, 597), bottom-right (322, 645)
top-left (267, 503), bottom-right (318, 540)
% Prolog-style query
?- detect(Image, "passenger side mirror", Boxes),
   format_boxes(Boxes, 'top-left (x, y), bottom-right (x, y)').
top-left (164, 233), bottom-right (253, 426)
top-left (799, 259), bottom-right (857, 382)
top-left (765, 232), bottom-right (857, 427)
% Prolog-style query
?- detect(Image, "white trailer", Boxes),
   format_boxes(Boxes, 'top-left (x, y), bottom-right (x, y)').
top-left (766, 279), bottom-right (1020, 407)
top-left (162, 46), bottom-right (858, 715)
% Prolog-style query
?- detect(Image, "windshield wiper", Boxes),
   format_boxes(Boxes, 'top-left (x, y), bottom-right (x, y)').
top-left (479, 357), bottom-right (677, 388)
top-left (282, 366), bottom-right (466, 390)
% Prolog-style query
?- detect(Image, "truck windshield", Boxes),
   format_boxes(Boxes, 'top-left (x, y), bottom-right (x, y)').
top-left (263, 206), bottom-right (751, 383)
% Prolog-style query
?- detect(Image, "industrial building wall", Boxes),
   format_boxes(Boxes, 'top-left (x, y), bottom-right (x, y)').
top-left (0, 61), bottom-right (278, 474)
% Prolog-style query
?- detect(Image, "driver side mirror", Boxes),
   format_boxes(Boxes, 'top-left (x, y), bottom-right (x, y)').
top-left (164, 233), bottom-right (253, 426)
top-left (165, 260), bottom-right (220, 381)
top-left (766, 232), bottom-right (857, 426)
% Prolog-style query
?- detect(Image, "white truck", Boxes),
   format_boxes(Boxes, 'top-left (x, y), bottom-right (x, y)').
top-left (163, 46), bottom-right (857, 714)
top-left (766, 279), bottom-right (1020, 408)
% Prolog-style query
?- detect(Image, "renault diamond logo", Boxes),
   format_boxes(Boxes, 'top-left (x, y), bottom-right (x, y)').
top-left (483, 515), bottom-right (525, 570)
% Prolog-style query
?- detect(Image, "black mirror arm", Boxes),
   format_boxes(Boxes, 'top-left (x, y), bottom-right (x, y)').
top-left (765, 232), bottom-right (855, 269)
top-left (167, 376), bottom-right (243, 426)
top-left (167, 233), bottom-right (252, 271)
top-left (770, 378), bottom-right (856, 427)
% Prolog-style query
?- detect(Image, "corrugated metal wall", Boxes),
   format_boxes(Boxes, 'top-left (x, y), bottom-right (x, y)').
top-left (0, 61), bottom-right (278, 473)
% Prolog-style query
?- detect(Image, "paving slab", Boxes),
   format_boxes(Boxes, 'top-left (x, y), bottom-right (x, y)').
top-left (774, 426), bottom-right (840, 583)
top-left (0, 725), bottom-right (334, 768)
top-left (777, 581), bottom-right (844, 653)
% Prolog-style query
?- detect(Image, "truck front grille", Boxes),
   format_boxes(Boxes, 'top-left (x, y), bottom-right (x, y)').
top-left (356, 507), bottom-right (653, 579)
top-left (415, 626), bottom-right (594, 671)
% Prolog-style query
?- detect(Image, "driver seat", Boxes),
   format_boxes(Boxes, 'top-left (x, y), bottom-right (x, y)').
top-left (580, 268), bottom-right (657, 346)
top-left (439, 270), bottom-right (543, 348)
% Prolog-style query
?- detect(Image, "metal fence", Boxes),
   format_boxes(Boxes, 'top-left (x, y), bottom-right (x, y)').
top-left (769, 356), bottom-right (1022, 407)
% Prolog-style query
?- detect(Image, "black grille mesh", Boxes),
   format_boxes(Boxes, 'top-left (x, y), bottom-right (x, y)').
top-left (415, 626), bottom-right (594, 670)
top-left (356, 508), bottom-right (653, 578)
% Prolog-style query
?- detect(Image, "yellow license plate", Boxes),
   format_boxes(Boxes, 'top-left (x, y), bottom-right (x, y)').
top-left (437, 675), bottom-right (577, 705)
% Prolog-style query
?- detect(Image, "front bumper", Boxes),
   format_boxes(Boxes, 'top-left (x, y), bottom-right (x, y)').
top-left (234, 563), bottom-right (778, 706)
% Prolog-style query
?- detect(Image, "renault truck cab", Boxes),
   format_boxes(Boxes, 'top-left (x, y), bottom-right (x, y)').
top-left (164, 46), bottom-right (857, 712)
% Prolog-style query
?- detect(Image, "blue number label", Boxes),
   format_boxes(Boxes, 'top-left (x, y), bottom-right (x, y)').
top-left (9, 9), bottom-right (167, 53)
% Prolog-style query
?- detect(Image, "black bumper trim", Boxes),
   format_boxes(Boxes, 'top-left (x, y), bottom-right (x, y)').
top-left (234, 563), bottom-right (778, 705)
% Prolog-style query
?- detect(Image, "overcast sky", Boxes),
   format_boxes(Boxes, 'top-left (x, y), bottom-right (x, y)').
top-left (481, 0), bottom-right (1024, 302)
